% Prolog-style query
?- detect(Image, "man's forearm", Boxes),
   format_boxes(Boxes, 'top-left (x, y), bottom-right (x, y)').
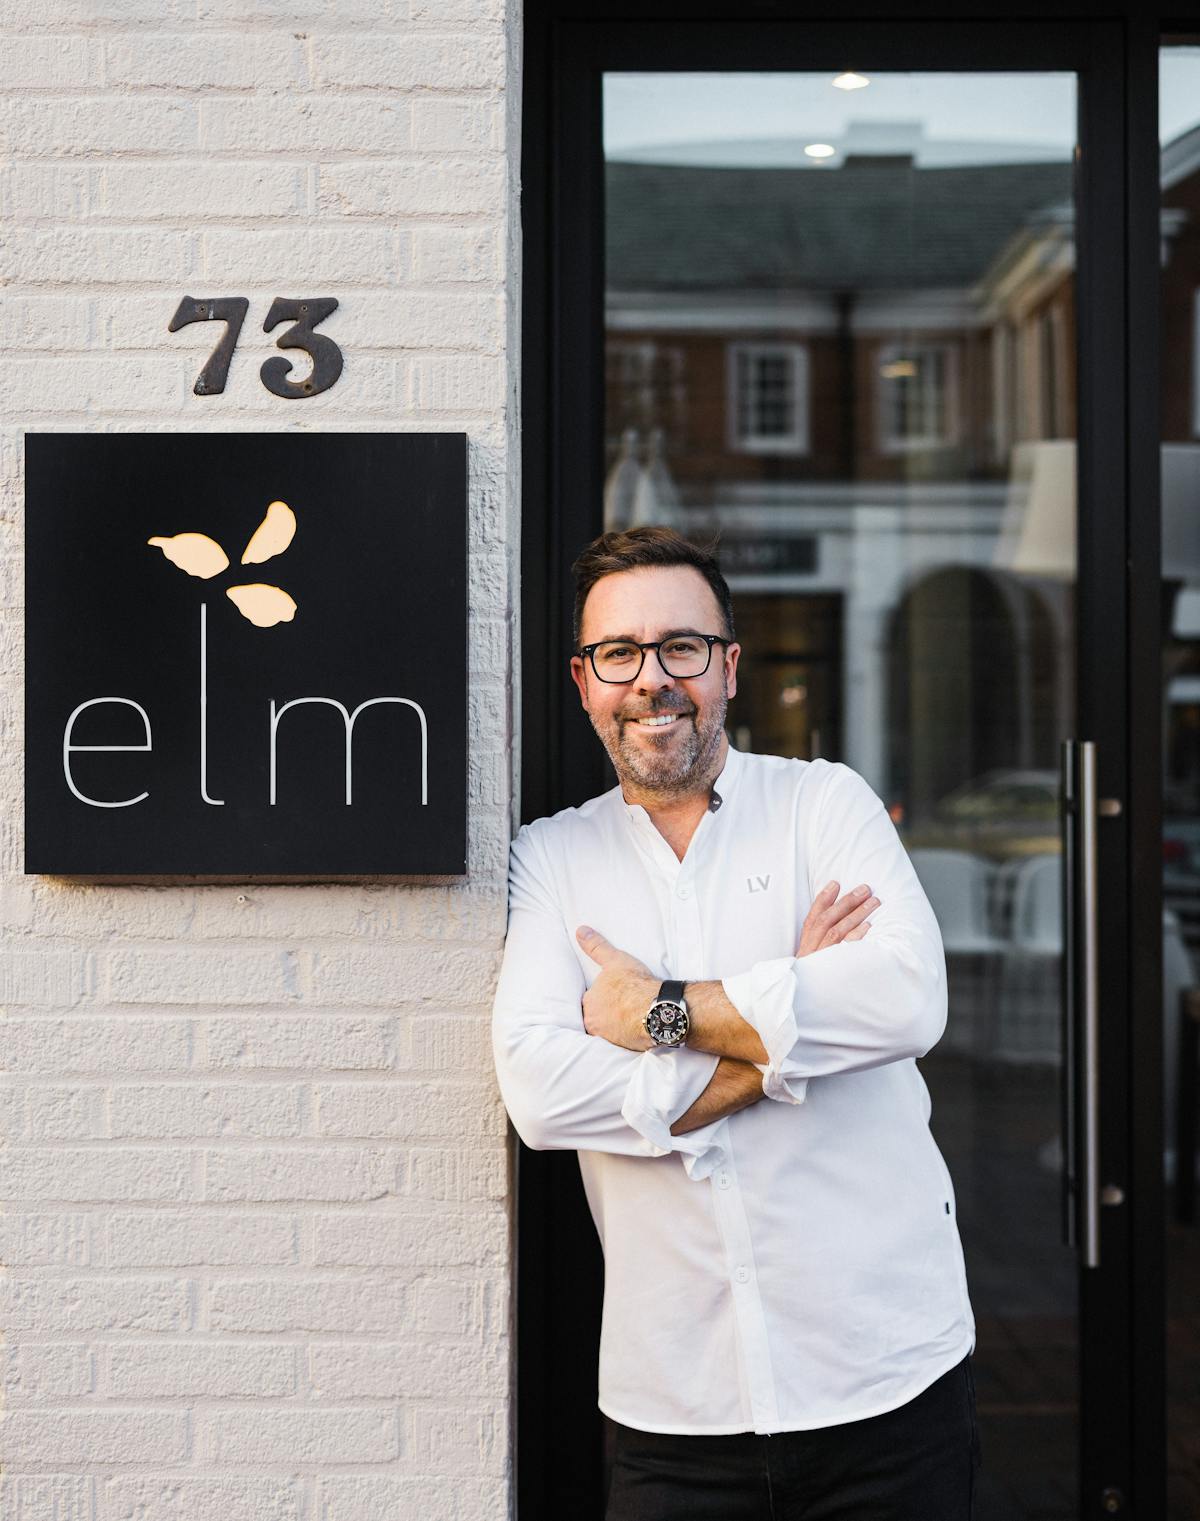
top-left (576, 926), bottom-right (772, 1061)
top-left (670, 1055), bottom-right (765, 1134)
top-left (684, 980), bottom-right (769, 1063)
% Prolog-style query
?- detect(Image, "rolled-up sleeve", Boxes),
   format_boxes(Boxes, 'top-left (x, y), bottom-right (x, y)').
top-left (492, 823), bottom-right (727, 1177)
top-left (721, 762), bottom-right (947, 1103)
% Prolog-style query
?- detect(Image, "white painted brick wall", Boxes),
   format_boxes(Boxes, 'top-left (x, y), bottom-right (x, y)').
top-left (1, 1), bottom-right (519, 1517)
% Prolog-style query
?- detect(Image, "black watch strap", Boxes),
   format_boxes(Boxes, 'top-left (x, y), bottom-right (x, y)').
top-left (657, 979), bottom-right (686, 1005)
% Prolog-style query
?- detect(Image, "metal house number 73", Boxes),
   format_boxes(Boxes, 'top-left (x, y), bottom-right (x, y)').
top-left (168, 296), bottom-right (344, 399)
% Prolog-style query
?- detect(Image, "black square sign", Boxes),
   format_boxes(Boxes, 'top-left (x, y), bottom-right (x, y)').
top-left (25, 432), bottom-right (468, 876)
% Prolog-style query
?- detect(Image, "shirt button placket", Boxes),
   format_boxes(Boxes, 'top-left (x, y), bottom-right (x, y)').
top-left (707, 1153), bottom-right (780, 1433)
top-left (676, 868), bottom-right (774, 1420)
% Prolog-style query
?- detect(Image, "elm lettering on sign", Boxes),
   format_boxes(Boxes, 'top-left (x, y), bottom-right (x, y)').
top-left (25, 432), bottom-right (467, 877)
top-left (58, 609), bottom-right (430, 814)
top-left (168, 297), bottom-right (343, 399)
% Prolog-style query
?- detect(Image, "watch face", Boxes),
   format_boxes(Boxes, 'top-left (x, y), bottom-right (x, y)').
top-left (647, 1001), bottom-right (688, 1046)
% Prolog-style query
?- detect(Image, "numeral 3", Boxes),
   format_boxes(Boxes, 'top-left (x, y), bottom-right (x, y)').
top-left (261, 297), bottom-right (343, 400)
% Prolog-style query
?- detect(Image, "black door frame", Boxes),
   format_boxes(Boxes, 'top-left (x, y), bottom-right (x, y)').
top-left (519, 8), bottom-right (1166, 1516)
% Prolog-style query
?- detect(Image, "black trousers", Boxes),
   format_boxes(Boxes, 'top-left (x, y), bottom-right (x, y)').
top-left (603, 1354), bottom-right (981, 1521)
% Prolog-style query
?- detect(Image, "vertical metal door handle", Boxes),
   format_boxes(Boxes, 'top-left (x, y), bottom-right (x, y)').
top-left (1060, 739), bottom-right (1078, 1252)
top-left (1078, 741), bottom-right (1101, 1268)
top-left (1060, 738), bottom-right (1101, 1269)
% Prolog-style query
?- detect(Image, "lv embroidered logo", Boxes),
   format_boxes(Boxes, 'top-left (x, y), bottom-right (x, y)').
top-left (747, 874), bottom-right (771, 894)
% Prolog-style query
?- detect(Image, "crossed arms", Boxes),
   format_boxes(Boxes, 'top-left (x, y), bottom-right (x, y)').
top-left (573, 883), bottom-right (877, 1135)
top-left (491, 763), bottom-right (947, 1174)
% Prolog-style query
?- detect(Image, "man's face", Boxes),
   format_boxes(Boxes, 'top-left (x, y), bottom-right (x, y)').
top-left (569, 565), bottom-right (740, 797)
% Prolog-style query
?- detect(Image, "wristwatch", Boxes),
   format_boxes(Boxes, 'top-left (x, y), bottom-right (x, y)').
top-left (643, 979), bottom-right (689, 1047)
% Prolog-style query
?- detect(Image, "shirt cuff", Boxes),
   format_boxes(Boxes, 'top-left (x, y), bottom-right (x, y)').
top-left (722, 958), bottom-right (810, 1106)
top-left (620, 1045), bottom-right (728, 1179)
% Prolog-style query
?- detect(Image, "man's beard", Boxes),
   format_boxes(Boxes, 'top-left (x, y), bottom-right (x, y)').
top-left (588, 679), bottom-right (729, 799)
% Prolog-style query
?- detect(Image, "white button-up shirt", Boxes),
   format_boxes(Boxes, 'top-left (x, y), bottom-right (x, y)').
top-left (492, 744), bottom-right (976, 1435)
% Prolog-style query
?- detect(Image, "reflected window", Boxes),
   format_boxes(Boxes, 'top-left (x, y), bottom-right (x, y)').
top-left (606, 340), bottom-right (687, 446)
top-left (877, 342), bottom-right (957, 451)
top-left (729, 342), bottom-right (810, 453)
top-left (607, 341), bottom-right (657, 420)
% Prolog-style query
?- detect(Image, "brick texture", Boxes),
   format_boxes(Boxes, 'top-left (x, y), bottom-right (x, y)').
top-left (0, 0), bottom-right (518, 1514)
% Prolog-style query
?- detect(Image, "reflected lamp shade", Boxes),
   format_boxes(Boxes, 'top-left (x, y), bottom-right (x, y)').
top-left (992, 439), bottom-right (1077, 580)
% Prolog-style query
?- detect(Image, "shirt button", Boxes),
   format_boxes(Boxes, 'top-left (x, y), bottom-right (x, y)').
top-left (734, 1266), bottom-right (750, 1284)
top-left (717, 1170), bottom-right (731, 1189)
top-left (676, 883), bottom-right (691, 899)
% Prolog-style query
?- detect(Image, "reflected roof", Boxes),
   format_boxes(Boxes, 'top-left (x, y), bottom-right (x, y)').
top-left (606, 159), bottom-right (1073, 291)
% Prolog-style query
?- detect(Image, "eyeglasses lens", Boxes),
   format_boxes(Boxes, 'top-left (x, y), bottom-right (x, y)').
top-left (592, 637), bottom-right (709, 681)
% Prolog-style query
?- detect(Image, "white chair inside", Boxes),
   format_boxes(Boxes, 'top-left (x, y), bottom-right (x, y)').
top-left (909, 847), bottom-right (1006, 955)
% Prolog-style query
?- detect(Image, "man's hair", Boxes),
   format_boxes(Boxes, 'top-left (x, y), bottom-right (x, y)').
top-left (570, 525), bottom-right (736, 649)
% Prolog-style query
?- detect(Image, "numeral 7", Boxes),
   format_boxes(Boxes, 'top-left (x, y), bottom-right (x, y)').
top-left (168, 296), bottom-right (249, 396)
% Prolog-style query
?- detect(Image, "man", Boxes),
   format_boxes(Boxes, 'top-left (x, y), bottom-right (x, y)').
top-left (492, 526), bottom-right (980, 1518)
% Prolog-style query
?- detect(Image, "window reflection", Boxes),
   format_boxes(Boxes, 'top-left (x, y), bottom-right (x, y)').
top-left (1160, 38), bottom-right (1200, 1520)
top-left (605, 72), bottom-right (1080, 1518)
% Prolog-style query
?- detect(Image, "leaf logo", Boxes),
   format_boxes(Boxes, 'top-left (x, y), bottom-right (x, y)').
top-left (148, 500), bottom-right (298, 628)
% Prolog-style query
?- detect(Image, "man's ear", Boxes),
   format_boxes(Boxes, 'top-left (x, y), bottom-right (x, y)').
top-left (725, 642), bottom-right (741, 703)
top-left (569, 655), bottom-right (590, 709)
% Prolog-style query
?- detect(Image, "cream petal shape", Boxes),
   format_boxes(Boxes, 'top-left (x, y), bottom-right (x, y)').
top-left (147, 532), bottom-right (229, 579)
top-left (241, 500), bottom-right (296, 565)
top-left (226, 583), bottom-right (298, 628)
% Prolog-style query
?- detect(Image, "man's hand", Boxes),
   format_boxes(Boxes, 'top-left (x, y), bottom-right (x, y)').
top-left (575, 926), bottom-right (658, 1051)
top-left (796, 881), bottom-right (879, 956)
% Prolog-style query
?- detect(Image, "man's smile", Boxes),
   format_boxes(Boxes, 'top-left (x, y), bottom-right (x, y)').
top-left (626, 712), bottom-right (691, 731)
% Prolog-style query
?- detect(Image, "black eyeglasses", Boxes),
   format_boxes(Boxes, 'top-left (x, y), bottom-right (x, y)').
top-left (577, 633), bottom-right (731, 684)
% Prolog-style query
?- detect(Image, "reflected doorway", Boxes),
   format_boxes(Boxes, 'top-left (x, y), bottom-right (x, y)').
top-left (725, 592), bottom-right (843, 761)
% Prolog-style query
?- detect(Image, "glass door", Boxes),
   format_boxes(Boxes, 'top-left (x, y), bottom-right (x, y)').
top-left (1160, 36), bottom-right (1200, 1519)
top-left (604, 66), bottom-right (1082, 1519)
top-left (520, 18), bottom-right (1146, 1518)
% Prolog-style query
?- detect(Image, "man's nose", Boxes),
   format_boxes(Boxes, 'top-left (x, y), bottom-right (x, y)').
top-left (635, 652), bottom-right (675, 691)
